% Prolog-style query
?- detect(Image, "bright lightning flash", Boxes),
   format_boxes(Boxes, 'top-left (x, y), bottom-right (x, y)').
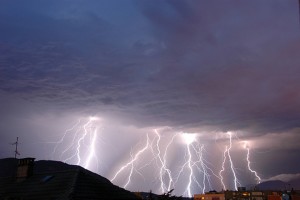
top-left (110, 133), bottom-right (151, 188)
top-left (244, 141), bottom-right (261, 184)
top-left (182, 133), bottom-right (197, 145)
top-left (52, 120), bottom-right (263, 196)
top-left (218, 132), bottom-right (241, 191)
top-left (182, 133), bottom-right (196, 197)
top-left (177, 133), bottom-right (218, 197)
top-left (51, 116), bottom-right (101, 172)
top-left (111, 130), bottom-right (262, 197)
top-left (154, 129), bottom-right (176, 193)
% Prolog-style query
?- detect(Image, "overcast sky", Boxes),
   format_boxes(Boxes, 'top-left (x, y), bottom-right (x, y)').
top-left (1, 0), bottom-right (300, 196)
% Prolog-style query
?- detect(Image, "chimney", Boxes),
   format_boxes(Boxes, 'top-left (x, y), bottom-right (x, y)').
top-left (16, 157), bottom-right (35, 182)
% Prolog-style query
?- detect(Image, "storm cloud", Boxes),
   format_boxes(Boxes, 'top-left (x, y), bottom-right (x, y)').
top-left (1, 0), bottom-right (300, 195)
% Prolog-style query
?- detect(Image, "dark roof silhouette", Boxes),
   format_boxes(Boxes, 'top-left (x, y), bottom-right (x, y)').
top-left (0, 158), bottom-right (138, 200)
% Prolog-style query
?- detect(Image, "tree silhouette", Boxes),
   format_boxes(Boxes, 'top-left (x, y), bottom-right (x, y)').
top-left (157, 189), bottom-right (183, 200)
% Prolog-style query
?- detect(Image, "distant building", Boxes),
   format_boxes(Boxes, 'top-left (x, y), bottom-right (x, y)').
top-left (194, 191), bottom-right (225, 200)
top-left (0, 157), bottom-right (139, 200)
top-left (194, 189), bottom-right (282, 200)
top-left (291, 192), bottom-right (300, 200)
top-left (195, 188), bottom-right (300, 200)
top-left (224, 190), bottom-right (267, 200)
top-left (268, 192), bottom-right (282, 200)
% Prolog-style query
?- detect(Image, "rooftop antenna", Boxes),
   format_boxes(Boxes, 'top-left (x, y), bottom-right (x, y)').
top-left (11, 137), bottom-right (20, 158)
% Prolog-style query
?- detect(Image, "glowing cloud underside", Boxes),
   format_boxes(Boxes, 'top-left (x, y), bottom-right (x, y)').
top-left (182, 133), bottom-right (197, 145)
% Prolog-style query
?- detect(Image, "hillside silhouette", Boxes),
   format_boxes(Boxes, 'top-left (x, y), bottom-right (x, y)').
top-left (256, 179), bottom-right (300, 191)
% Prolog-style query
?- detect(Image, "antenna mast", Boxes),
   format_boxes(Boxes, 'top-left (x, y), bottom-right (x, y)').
top-left (12, 137), bottom-right (20, 158)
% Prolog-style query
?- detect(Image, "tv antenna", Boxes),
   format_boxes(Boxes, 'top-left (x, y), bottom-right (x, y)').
top-left (11, 137), bottom-right (20, 158)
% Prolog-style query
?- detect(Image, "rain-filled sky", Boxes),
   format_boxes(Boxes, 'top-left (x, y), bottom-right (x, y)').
top-left (1, 0), bottom-right (300, 197)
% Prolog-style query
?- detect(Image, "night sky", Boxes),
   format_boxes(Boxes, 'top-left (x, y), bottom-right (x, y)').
top-left (1, 0), bottom-right (300, 197)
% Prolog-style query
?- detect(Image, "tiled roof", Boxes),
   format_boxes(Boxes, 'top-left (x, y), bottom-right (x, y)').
top-left (71, 168), bottom-right (138, 200)
top-left (0, 166), bottom-right (138, 200)
top-left (0, 169), bottom-right (77, 200)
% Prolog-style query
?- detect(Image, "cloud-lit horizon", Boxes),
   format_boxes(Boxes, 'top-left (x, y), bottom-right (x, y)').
top-left (1, 0), bottom-right (300, 196)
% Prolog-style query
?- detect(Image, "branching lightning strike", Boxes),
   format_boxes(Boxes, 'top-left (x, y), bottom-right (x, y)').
top-left (51, 116), bottom-right (101, 172)
top-left (51, 119), bottom-right (262, 197)
top-left (111, 133), bottom-right (151, 188)
top-left (154, 129), bottom-right (176, 193)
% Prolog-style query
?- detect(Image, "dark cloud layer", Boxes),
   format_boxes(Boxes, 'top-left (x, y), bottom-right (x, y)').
top-left (1, 0), bottom-right (299, 133)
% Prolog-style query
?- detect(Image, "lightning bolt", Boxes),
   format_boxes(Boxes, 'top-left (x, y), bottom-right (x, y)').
top-left (51, 120), bottom-right (263, 196)
top-left (193, 143), bottom-right (219, 193)
top-left (175, 133), bottom-right (200, 197)
top-left (111, 129), bottom-right (179, 192)
top-left (219, 145), bottom-right (228, 190)
top-left (84, 126), bottom-right (98, 170)
top-left (244, 141), bottom-right (261, 184)
top-left (110, 133), bottom-right (151, 188)
top-left (227, 132), bottom-right (241, 190)
top-left (185, 135), bottom-right (194, 197)
top-left (217, 132), bottom-right (241, 191)
top-left (51, 119), bottom-right (82, 160)
top-left (154, 129), bottom-right (176, 193)
top-left (111, 129), bottom-right (219, 197)
top-left (51, 116), bottom-right (101, 172)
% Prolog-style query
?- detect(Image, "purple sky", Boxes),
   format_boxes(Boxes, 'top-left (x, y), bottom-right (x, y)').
top-left (1, 0), bottom-right (300, 196)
